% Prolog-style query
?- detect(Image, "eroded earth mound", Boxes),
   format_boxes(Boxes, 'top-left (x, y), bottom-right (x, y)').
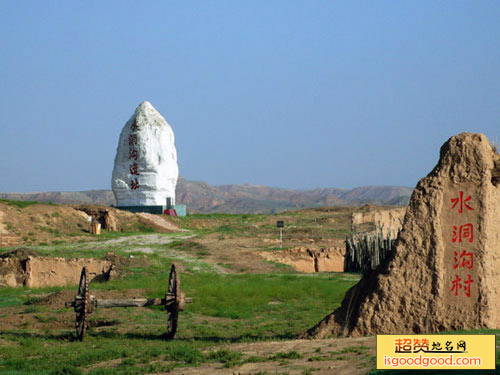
top-left (0, 202), bottom-right (181, 248)
top-left (259, 247), bottom-right (344, 273)
top-left (0, 249), bottom-right (114, 288)
top-left (304, 132), bottom-right (500, 338)
top-left (351, 206), bottom-right (406, 236)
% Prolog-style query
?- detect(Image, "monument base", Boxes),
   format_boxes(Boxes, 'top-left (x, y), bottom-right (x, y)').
top-left (116, 204), bottom-right (187, 216)
top-left (116, 205), bottom-right (165, 214)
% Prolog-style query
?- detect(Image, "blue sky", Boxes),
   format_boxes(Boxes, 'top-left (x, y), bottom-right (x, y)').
top-left (1, 1), bottom-right (499, 192)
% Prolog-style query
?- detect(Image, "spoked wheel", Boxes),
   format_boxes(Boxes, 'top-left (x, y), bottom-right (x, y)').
top-left (75, 267), bottom-right (89, 341)
top-left (165, 264), bottom-right (179, 339)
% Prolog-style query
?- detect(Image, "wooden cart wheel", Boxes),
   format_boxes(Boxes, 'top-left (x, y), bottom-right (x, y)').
top-left (165, 264), bottom-right (179, 339)
top-left (75, 267), bottom-right (89, 341)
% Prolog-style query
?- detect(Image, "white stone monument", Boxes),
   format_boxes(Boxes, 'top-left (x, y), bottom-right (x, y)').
top-left (111, 101), bottom-right (178, 211)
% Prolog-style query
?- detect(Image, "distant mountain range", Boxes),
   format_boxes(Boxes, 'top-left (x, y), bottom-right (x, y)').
top-left (0, 178), bottom-right (412, 213)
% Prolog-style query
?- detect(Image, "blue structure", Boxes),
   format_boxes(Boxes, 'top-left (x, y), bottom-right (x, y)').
top-left (173, 204), bottom-right (187, 216)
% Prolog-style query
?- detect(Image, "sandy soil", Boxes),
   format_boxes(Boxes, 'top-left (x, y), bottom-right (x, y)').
top-left (170, 336), bottom-right (376, 375)
top-left (0, 202), bottom-right (181, 248)
top-left (81, 336), bottom-right (376, 375)
top-left (0, 204), bottom-right (397, 375)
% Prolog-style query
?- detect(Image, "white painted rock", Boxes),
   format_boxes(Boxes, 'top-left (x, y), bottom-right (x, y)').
top-left (112, 101), bottom-right (178, 206)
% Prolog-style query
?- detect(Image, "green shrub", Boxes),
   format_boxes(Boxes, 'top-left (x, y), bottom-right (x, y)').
top-left (0, 199), bottom-right (39, 208)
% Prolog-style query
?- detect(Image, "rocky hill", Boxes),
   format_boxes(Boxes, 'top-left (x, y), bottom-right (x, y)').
top-left (1, 178), bottom-right (412, 213)
top-left (0, 190), bottom-right (115, 206)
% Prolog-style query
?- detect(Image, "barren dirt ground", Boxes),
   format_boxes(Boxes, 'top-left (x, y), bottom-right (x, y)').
top-left (169, 337), bottom-right (376, 375)
top-left (0, 203), bottom-right (384, 374)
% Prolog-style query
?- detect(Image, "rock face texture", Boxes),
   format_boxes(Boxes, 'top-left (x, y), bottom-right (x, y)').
top-left (112, 101), bottom-right (178, 206)
top-left (0, 250), bottom-right (114, 288)
top-left (258, 247), bottom-right (345, 273)
top-left (351, 206), bottom-right (407, 236)
top-left (75, 206), bottom-right (118, 231)
top-left (304, 133), bottom-right (500, 338)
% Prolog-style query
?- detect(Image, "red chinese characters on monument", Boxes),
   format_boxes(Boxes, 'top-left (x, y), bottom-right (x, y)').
top-left (130, 178), bottom-right (140, 190)
top-left (128, 134), bottom-right (137, 146)
top-left (128, 120), bottom-right (140, 189)
top-left (450, 191), bottom-right (474, 213)
top-left (131, 120), bottom-right (139, 132)
top-left (128, 148), bottom-right (138, 161)
top-left (129, 162), bottom-right (140, 176)
top-left (452, 224), bottom-right (473, 243)
top-left (453, 250), bottom-right (473, 269)
top-left (450, 274), bottom-right (473, 298)
top-left (449, 191), bottom-right (474, 298)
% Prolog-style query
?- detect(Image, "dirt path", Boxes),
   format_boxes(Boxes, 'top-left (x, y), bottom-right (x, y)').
top-left (170, 336), bottom-right (376, 375)
top-left (71, 233), bottom-right (222, 273)
top-left (177, 233), bottom-right (288, 274)
top-left (136, 212), bottom-right (186, 232)
top-left (74, 233), bottom-right (195, 249)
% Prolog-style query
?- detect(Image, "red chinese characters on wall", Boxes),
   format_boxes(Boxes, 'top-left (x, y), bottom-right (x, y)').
top-left (129, 162), bottom-right (140, 176)
top-left (130, 178), bottom-right (140, 190)
top-left (450, 274), bottom-right (474, 298)
top-left (449, 191), bottom-right (474, 298)
top-left (128, 148), bottom-right (138, 161)
top-left (453, 250), bottom-right (473, 269)
top-left (128, 120), bottom-right (140, 190)
top-left (452, 224), bottom-right (473, 243)
top-left (450, 191), bottom-right (474, 213)
top-left (131, 120), bottom-right (139, 132)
